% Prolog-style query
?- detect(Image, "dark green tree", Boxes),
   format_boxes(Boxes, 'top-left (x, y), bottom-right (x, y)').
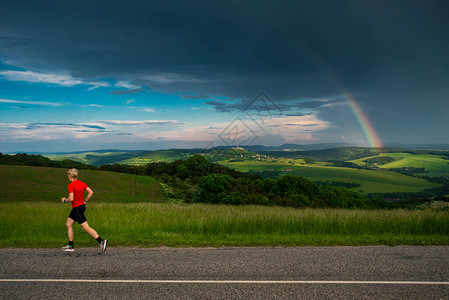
top-left (176, 163), bottom-right (190, 180)
top-left (194, 174), bottom-right (232, 204)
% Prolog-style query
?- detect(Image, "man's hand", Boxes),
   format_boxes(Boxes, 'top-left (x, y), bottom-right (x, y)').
top-left (61, 197), bottom-right (66, 203)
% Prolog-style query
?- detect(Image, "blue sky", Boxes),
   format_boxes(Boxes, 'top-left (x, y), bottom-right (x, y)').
top-left (0, 0), bottom-right (448, 152)
top-left (0, 67), bottom-right (335, 151)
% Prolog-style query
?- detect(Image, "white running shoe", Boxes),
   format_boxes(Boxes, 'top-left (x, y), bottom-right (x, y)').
top-left (100, 240), bottom-right (108, 254)
top-left (61, 245), bottom-right (74, 252)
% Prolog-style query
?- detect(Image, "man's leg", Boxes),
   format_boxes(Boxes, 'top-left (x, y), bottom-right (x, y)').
top-left (80, 221), bottom-right (108, 253)
top-left (61, 218), bottom-right (76, 251)
top-left (79, 221), bottom-right (99, 239)
top-left (66, 218), bottom-right (75, 241)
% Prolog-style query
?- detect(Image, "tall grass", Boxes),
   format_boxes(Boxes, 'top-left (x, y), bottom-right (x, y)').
top-left (1, 202), bottom-right (448, 247)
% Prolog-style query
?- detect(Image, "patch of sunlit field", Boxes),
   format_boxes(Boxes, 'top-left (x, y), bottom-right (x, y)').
top-left (46, 151), bottom-right (127, 165)
top-left (349, 153), bottom-right (449, 177)
top-left (1, 202), bottom-right (448, 248)
top-left (222, 160), bottom-right (439, 194)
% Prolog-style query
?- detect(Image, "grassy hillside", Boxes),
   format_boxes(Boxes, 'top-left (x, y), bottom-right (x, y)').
top-left (260, 147), bottom-right (383, 161)
top-left (120, 149), bottom-right (199, 165)
top-left (47, 149), bottom-right (200, 166)
top-left (349, 153), bottom-right (449, 176)
top-left (221, 160), bottom-right (439, 194)
top-left (46, 151), bottom-right (148, 166)
top-left (0, 165), bottom-right (166, 203)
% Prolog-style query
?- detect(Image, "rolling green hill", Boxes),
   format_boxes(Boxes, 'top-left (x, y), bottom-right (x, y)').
top-left (0, 165), bottom-right (166, 203)
top-left (46, 149), bottom-right (200, 166)
top-left (46, 151), bottom-right (148, 166)
top-left (349, 153), bottom-right (449, 176)
top-left (259, 147), bottom-right (384, 161)
top-left (120, 149), bottom-right (199, 165)
top-left (221, 160), bottom-right (439, 194)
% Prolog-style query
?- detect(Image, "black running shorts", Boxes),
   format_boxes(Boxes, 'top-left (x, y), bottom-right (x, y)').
top-left (68, 204), bottom-right (87, 224)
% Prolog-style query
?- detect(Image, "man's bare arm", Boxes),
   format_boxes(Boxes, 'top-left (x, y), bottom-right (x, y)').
top-left (61, 193), bottom-right (74, 203)
top-left (85, 187), bottom-right (93, 202)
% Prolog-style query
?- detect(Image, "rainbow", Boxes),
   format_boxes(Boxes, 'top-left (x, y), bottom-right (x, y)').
top-left (304, 47), bottom-right (383, 148)
top-left (340, 88), bottom-right (383, 148)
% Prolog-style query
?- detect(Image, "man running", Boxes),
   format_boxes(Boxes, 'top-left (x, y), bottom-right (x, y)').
top-left (61, 168), bottom-right (107, 253)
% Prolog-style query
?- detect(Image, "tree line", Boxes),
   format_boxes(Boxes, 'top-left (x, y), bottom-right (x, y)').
top-left (0, 153), bottom-right (96, 170)
top-left (98, 154), bottom-right (393, 209)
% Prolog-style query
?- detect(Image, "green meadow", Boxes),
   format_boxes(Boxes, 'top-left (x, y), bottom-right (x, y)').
top-left (221, 160), bottom-right (439, 194)
top-left (349, 152), bottom-right (449, 176)
top-left (120, 150), bottom-right (196, 165)
top-left (46, 151), bottom-right (130, 165)
top-left (1, 202), bottom-right (448, 248)
top-left (0, 165), bottom-right (165, 203)
top-left (46, 149), bottom-right (197, 166)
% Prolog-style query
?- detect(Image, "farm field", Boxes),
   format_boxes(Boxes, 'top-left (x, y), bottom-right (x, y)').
top-left (221, 160), bottom-right (439, 194)
top-left (349, 153), bottom-right (449, 176)
top-left (0, 165), bottom-right (165, 203)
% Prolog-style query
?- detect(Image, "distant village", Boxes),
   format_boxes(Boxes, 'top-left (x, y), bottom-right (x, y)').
top-left (203, 147), bottom-right (273, 161)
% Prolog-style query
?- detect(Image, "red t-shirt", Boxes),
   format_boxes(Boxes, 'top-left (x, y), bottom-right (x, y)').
top-left (68, 180), bottom-right (88, 208)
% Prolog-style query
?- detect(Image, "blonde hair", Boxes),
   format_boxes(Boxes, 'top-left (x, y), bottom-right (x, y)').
top-left (67, 168), bottom-right (79, 179)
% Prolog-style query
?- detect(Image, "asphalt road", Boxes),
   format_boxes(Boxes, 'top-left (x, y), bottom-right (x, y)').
top-left (1, 246), bottom-right (448, 299)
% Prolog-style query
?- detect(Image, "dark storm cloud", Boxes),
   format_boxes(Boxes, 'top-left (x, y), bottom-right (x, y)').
top-left (285, 123), bottom-right (319, 127)
top-left (0, 36), bottom-right (27, 48)
top-left (283, 112), bottom-right (312, 117)
top-left (205, 97), bottom-right (345, 114)
top-left (1, 0), bottom-right (448, 100)
top-left (204, 100), bottom-right (245, 113)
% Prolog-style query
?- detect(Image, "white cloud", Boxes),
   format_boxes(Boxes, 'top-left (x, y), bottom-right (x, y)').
top-left (124, 99), bottom-right (136, 105)
top-left (137, 107), bottom-right (155, 113)
top-left (0, 70), bottom-right (82, 86)
top-left (0, 70), bottom-right (110, 90)
top-left (0, 119), bottom-right (189, 143)
top-left (133, 125), bottom-right (214, 143)
top-left (0, 122), bottom-right (107, 141)
top-left (100, 120), bottom-right (185, 126)
top-left (0, 98), bottom-right (106, 108)
top-left (82, 104), bottom-right (104, 108)
top-left (191, 107), bottom-right (212, 110)
top-left (115, 81), bottom-right (140, 89)
top-left (0, 112), bottom-right (331, 148)
top-left (265, 114), bottom-right (331, 143)
top-left (0, 98), bottom-right (65, 106)
top-left (133, 114), bottom-right (332, 145)
top-left (86, 81), bottom-right (111, 90)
